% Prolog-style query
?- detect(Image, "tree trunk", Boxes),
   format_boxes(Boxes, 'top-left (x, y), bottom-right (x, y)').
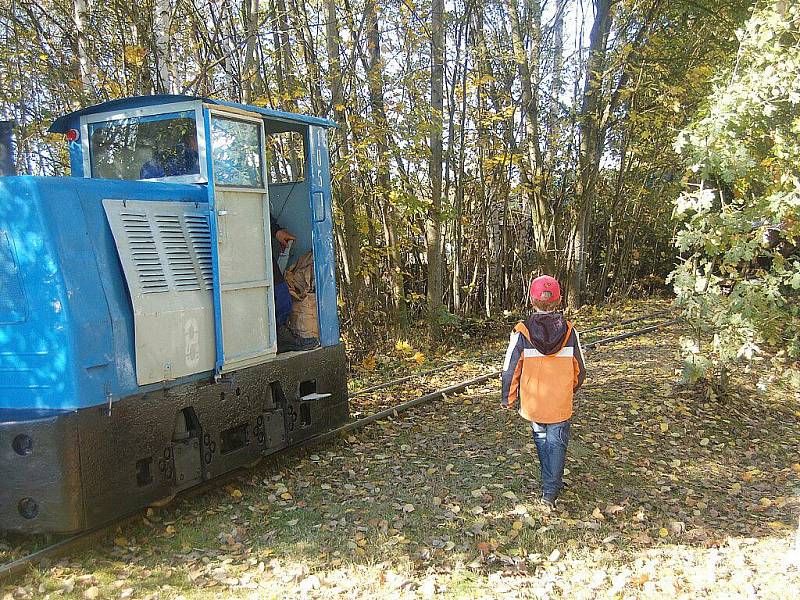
top-left (153, 0), bottom-right (173, 93)
top-left (73, 0), bottom-right (92, 95)
top-left (365, 0), bottom-right (407, 327)
top-left (324, 0), bottom-right (364, 316)
top-left (242, 0), bottom-right (261, 102)
top-left (505, 0), bottom-right (548, 256)
top-left (427, 0), bottom-right (445, 340)
top-left (569, 0), bottom-right (613, 309)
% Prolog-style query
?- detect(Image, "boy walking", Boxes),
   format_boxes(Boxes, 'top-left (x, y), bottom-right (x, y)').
top-left (501, 275), bottom-right (586, 507)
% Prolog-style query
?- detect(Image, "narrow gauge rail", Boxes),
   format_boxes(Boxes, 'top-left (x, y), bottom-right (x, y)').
top-left (349, 310), bottom-right (678, 416)
top-left (0, 313), bottom-right (680, 584)
top-left (579, 309), bottom-right (672, 335)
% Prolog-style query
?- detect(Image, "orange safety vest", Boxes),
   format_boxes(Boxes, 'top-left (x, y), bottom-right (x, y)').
top-left (506, 321), bottom-right (582, 423)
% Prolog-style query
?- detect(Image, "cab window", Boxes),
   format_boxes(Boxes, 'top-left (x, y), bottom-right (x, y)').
top-left (210, 116), bottom-right (264, 188)
top-left (88, 111), bottom-right (200, 181)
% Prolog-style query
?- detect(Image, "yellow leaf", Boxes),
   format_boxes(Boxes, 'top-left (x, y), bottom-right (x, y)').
top-left (230, 488), bottom-right (243, 499)
top-left (114, 537), bottom-right (128, 547)
top-left (361, 354), bottom-right (377, 371)
top-left (614, 432), bottom-right (623, 440)
top-left (394, 340), bottom-right (413, 355)
top-left (412, 352), bottom-right (426, 365)
top-left (759, 497), bottom-right (772, 507)
top-left (591, 507), bottom-right (605, 520)
top-left (658, 528), bottom-right (669, 538)
top-left (730, 483), bottom-right (742, 494)
top-left (512, 520), bottom-right (523, 530)
top-left (123, 45), bottom-right (147, 66)
top-left (791, 463), bottom-right (800, 473)
top-left (659, 422), bottom-right (669, 433)
top-left (280, 492), bottom-right (293, 500)
top-left (164, 525), bottom-right (176, 536)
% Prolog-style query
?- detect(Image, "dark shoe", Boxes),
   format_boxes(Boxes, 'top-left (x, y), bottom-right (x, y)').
top-left (277, 325), bottom-right (319, 353)
top-left (541, 493), bottom-right (558, 509)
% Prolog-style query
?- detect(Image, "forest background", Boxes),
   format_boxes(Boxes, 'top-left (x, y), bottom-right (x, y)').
top-left (1, 0), bottom-right (796, 384)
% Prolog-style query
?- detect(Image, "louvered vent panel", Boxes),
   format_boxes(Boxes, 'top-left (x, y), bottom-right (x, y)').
top-left (184, 213), bottom-right (213, 290)
top-left (155, 213), bottom-right (201, 291)
top-left (120, 211), bottom-right (168, 293)
top-left (103, 199), bottom-right (216, 386)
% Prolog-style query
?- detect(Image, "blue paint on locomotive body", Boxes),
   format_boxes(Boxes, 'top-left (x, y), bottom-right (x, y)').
top-left (1, 95), bottom-right (341, 414)
top-left (0, 176), bottom-right (209, 411)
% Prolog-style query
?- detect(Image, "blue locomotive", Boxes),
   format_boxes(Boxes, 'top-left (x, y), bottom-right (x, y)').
top-left (0, 96), bottom-right (349, 534)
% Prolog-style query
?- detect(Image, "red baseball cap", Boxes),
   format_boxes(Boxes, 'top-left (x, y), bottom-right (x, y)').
top-left (530, 275), bottom-right (561, 303)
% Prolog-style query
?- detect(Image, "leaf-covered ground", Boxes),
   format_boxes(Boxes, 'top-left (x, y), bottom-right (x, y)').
top-left (2, 300), bottom-right (800, 599)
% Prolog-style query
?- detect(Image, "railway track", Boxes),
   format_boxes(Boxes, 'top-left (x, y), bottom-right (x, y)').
top-left (0, 311), bottom-right (680, 584)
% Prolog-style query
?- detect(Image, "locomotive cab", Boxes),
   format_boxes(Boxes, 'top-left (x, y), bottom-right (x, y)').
top-left (0, 96), bottom-right (347, 534)
top-left (56, 97), bottom-right (337, 380)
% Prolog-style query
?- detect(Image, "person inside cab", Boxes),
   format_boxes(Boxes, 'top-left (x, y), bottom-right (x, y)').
top-left (140, 129), bottom-right (200, 179)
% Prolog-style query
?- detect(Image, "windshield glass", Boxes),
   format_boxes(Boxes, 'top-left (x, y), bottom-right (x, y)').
top-left (88, 110), bottom-right (200, 181)
top-left (210, 116), bottom-right (264, 188)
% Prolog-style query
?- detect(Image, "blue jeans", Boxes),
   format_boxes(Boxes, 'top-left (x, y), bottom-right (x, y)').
top-left (531, 420), bottom-right (570, 499)
top-left (274, 281), bottom-right (293, 327)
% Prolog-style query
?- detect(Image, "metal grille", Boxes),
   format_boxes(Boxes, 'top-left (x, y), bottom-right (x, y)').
top-left (156, 213), bottom-right (200, 291)
top-left (120, 212), bottom-right (168, 294)
top-left (0, 230), bottom-right (27, 323)
top-left (114, 205), bottom-right (212, 295)
top-left (185, 213), bottom-right (213, 290)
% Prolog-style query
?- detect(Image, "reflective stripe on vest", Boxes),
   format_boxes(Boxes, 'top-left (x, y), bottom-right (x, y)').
top-left (523, 347), bottom-right (574, 358)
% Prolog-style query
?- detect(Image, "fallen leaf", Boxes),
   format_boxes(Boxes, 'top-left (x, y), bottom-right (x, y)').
top-left (83, 587), bottom-right (100, 600)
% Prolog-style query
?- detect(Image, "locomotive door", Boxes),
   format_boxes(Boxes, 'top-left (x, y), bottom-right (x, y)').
top-left (205, 107), bottom-right (276, 373)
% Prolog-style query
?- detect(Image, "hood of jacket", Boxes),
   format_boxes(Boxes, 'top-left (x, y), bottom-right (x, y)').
top-left (518, 312), bottom-right (569, 355)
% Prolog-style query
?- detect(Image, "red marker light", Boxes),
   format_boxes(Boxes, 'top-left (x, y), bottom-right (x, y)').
top-left (65, 129), bottom-right (79, 142)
